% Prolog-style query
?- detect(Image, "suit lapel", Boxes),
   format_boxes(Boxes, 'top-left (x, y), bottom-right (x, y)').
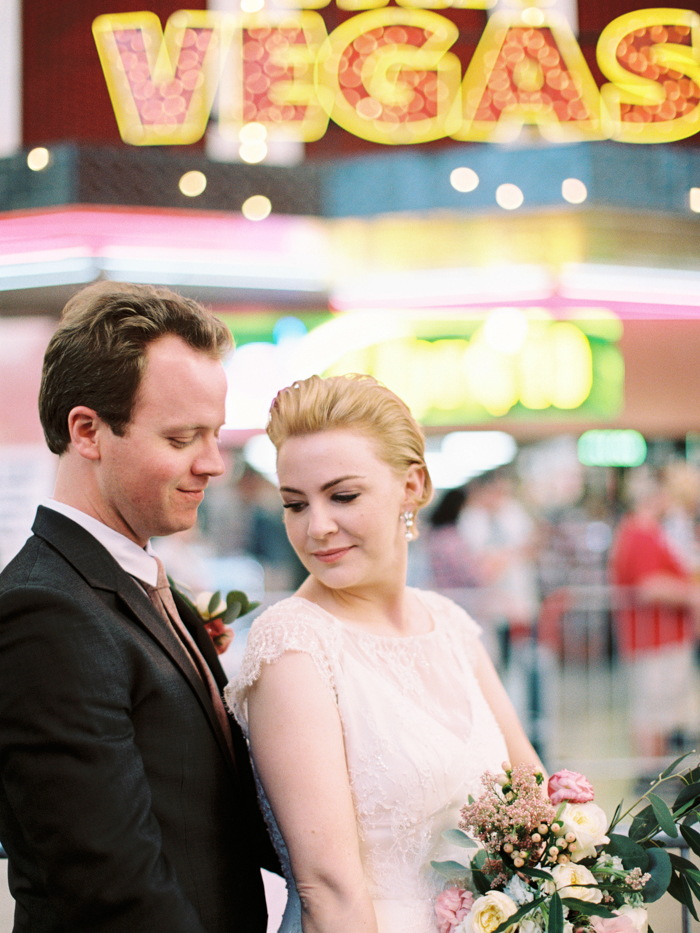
top-left (32, 507), bottom-right (239, 775)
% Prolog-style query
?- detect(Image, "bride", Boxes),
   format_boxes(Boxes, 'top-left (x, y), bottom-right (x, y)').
top-left (226, 374), bottom-right (544, 933)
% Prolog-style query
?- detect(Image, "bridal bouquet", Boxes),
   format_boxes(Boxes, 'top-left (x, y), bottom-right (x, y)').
top-left (432, 756), bottom-right (700, 933)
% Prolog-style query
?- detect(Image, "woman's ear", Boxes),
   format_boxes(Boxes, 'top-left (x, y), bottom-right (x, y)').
top-left (67, 407), bottom-right (103, 461)
top-left (402, 464), bottom-right (426, 511)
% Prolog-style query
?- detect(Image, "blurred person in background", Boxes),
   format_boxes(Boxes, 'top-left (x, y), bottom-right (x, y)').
top-left (426, 484), bottom-right (482, 590)
top-left (609, 464), bottom-right (700, 760)
top-left (456, 468), bottom-right (541, 737)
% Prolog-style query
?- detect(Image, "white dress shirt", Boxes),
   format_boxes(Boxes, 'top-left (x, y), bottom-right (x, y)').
top-left (41, 498), bottom-right (159, 587)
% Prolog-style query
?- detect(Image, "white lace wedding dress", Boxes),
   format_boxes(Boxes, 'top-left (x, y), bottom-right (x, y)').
top-left (226, 589), bottom-right (509, 933)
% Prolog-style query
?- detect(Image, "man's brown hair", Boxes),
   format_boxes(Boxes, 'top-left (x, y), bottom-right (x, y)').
top-left (40, 281), bottom-right (232, 455)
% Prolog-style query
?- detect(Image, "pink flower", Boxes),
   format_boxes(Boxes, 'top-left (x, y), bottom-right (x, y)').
top-left (589, 915), bottom-right (638, 933)
top-left (435, 887), bottom-right (475, 933)
top-left (548, 769), bottom-right (595, 805)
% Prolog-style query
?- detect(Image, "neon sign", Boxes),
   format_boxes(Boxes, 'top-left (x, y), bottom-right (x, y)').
top-left (221, 307), bottom-right (623, 427)
top-left (93, 6), bottom-right (700, 146)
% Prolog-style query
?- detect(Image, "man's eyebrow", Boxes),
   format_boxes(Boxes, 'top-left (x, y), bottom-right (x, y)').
top-left (280, 475), bottom-right (364, 495)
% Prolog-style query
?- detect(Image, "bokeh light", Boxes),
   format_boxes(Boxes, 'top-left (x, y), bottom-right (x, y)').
top-left (179, 170), bottom-right (207, 196)
top-left (242, 195), bottom-right (272, 220)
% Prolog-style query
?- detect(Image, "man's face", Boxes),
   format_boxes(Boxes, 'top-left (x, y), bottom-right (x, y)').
top-left (93, 334), bottom-right (227, 546)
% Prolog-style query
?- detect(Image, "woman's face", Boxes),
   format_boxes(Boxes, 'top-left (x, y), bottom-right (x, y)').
top-left (276, 429), bottom-right (422, 594)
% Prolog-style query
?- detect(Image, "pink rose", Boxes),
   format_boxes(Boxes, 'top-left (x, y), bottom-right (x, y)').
top-left (435, 887), bottom-right (475, 933)
top-left (590, 915), bottom-right (638, 933)
top-left (548, 769), bottom-right (595, 805)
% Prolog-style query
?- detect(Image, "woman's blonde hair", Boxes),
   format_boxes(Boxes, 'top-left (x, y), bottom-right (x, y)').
top-left (267, 374), bottom-right (433, 511)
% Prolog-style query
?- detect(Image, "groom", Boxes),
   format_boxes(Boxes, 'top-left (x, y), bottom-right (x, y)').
top-left (0, 282), bottom-right (277, 932)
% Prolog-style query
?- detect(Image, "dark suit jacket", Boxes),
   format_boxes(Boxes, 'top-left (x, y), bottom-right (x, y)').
top-left (0, 506), bottom-right (278, 933)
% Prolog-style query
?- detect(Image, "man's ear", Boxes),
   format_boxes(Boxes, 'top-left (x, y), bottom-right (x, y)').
top-left (67, 407), bottom-right (104, 461)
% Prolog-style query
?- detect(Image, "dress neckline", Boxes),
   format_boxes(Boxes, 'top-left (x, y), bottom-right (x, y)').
top-left (289, 590), bottom-right (438, 642)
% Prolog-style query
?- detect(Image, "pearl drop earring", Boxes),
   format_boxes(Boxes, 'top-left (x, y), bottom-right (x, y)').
top-left (401, 511), bottom-right (415, 542)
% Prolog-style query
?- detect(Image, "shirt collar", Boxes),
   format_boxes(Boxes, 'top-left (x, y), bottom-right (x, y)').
top-left (42, 498), bottom-right (159, 587)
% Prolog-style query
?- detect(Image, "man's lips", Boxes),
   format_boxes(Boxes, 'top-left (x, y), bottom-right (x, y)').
top-left (179, 488), bottom-right (205, 501)
top-left (311, 547), bottom-right (353, 563)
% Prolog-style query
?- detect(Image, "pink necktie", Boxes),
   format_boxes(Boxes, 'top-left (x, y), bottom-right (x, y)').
top-left (147, 556), bottom-right (234, 757)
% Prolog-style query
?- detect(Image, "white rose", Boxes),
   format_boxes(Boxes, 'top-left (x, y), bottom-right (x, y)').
top-left (195, 591), bottom-right (226, 619)
top-left (617, 905), bottom-right (648, 933)
top-left (465, 892), bottom-right (518, 933)
top-left (550, 862), bottom-right (603, 903)
top-left (559, 801), bottom-right (610, 861)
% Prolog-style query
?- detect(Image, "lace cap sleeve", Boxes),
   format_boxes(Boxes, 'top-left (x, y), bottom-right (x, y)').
top-left (225, 597), bottom-right (338, 730)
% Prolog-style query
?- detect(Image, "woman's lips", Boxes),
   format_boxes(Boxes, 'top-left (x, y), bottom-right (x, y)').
top-left (312, 547), bottom-right (352, 564)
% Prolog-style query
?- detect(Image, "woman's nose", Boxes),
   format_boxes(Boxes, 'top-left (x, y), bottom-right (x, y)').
top-left (306, 503), bottom-right (337, 539)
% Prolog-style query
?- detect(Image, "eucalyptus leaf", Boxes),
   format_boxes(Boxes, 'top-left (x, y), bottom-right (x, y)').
top-left (642, 847), bottom-right (672, 902)
top-left (223, 602), bottom-right (242, 625)
top-left (671, 872), bottom-right (700, 921)
top-left (648, 793), bottom-right (678, 838)
top-left (442, 828), bottom-right (477, 848)
top-left (674, 783), bottom-right (700, 814)
top-left (684, 867), bottom-right (700, 906)
top-left (605, 833), bottom-right (648, 869)
top-left (669, 851), bottom-right (700, 873)
top-left (629, 805), bottom-right (659, 842)
top-left (207, 591), bottom-right (222, 615)
top-left (680, 823), bottom-right (700, 857)
top-left (660, 752), bottom-right (694, 779)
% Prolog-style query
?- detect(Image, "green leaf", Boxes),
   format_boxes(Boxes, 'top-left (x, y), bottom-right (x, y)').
top-left (684, 868), bottom-right (700, 905)
top-left (207, 591), bottom-right (222, 615)
top-left (648, 793), bottom-right (678, 839)
top-left (680, 823), bottom-right (700, 858)
top-left (547, 892), bottom-right (564, 933)
top-left (519, 864), bottom-right (555, 882)
top-left (629, 804), bottom-right (659, 842)
top-left (228, 591), bottom-right (259, 619)
top-left (668, 871), bottom-right (700, 921)
top-left (561, 899), bottom-right (615, 918)
top-left (605, 833), bottom-right (649, 869)
top-left (642, 848), bottom-right (672, 903)
top-left (674, 780), bottom-right (700, 812)
top-left (441, 828), bottom-right (477, 848)
top-left (429, 859), bottom-right (469, 880)
top-left (660, 752), bottom-right (695, 779)
top-left (223, 602), bottom-right (242, 625)
top-left (669, 851), bottom-right (700, 873)
top-left (491, 898), bottom-right (546, 933)
top-left (607, 800), bottom-right (623, 832)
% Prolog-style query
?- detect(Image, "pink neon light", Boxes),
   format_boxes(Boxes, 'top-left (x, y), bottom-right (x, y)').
top-left (0, 206), bottom-right (320, 260)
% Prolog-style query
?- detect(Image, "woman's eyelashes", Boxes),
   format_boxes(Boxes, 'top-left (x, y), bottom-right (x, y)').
top-left (332, 492), bottom-right (360, 504)
top-left (282, 491), bottom-right (361, 512)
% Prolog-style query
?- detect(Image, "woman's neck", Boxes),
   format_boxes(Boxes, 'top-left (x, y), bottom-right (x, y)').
top-left (296, 578), bottom-right (430, 637)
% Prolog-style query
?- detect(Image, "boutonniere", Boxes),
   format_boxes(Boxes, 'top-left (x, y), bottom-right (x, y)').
top-left (172, 582), bottom-right (260, 655)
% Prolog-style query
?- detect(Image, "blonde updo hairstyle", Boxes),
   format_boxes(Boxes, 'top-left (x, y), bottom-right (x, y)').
top-left (267, 374), bottom-right (433, 515)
